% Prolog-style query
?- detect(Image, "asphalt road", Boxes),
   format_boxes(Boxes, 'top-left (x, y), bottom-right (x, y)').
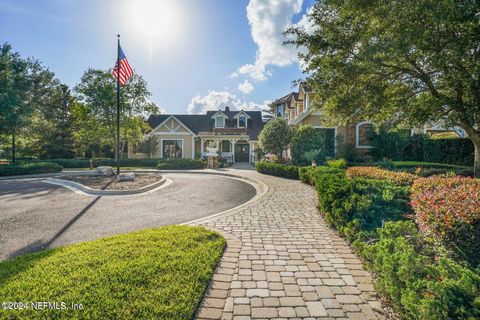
top-left (0, 173), bottom-right (256, 261)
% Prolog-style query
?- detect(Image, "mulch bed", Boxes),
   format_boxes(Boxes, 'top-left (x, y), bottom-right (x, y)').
top-left (59, 173), bottom-right (162, 191)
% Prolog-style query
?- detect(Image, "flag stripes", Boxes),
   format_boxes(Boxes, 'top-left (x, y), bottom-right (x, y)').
top-left (112, 45), bottom-right (133, 85)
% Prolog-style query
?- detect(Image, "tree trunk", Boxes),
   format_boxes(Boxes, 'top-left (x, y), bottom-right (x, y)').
top-left (12, 129), bottom-right (16, 164)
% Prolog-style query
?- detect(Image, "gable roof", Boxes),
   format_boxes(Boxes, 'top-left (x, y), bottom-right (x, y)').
top-left (270, 92), bottom-right (298, 109)
top-left (147, 110), bottom-right (265, 140)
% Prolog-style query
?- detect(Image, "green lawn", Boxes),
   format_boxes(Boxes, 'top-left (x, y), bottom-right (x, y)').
top-left (0, 226), bottom-right (225, 319)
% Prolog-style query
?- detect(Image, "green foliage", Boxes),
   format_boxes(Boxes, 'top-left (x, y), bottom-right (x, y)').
top-left (370, 127), bottom-right (411, 161)
top-left (0, 226), bottom-right (225, 319)
top-left (298, 166), bottom-right (343, 186)
top-left (286, 0), bottom-right (480, 175)
top-left (258, 118), bottom-right (294, 161)
top-left (357, 221), bottom-right (480, 320)
top-left (314, 170), bottom-right (410, 241)
top-left (423, 139), bottom-right (474, 167)
top-left (0, 162), bottom-right (62, 176)
top-left (156, 158), bottom-right (205, 170)
top-left (255, 161), bottom-right (299, 179)
top-left (326, 158), bottom-right (348, 169)
top-left (290, 125), bottom-right (326, 165)
top-left (412, 177), bottom-right (480, 267)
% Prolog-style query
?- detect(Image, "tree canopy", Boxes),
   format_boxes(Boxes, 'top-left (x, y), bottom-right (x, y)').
top-left (259, 118), bottom-right (294, 161)
top-left (287, 0), bottom-right (480, 175)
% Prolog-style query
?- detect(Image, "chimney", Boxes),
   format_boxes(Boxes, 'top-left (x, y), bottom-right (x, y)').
top-left (224, 106), bottom-right (230, 112)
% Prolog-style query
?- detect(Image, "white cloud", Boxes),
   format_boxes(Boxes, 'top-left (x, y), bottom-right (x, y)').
top-left (186, 90), bottom-right (269, 114)
top-left (238, 79), bottom-right (255, 94)
top-left (232, 0), bottom-right (304, 81)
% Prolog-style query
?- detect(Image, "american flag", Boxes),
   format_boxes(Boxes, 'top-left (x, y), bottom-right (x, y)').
top-left (112, 45), bottom-right (133, 85)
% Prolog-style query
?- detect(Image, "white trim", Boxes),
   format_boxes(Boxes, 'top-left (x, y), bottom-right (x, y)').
top-left (237, 116), bottom-right (248, 128)
top-left (215, 116), bottom-right (225, 128)
top-left (148, 115), bottom-right (197, 137)
top-left (152, 132), bottom-right (192, 136)
top-left (355, 121), bottom-right (374, 149)
top-left (160, 138), bottom-right (185, 159)
top-left (233, 111), bottom-right (251, 119)
top-left (191, 136), bottom-right (195, 159)
top-left (210, 111), bottom-right (228, 119)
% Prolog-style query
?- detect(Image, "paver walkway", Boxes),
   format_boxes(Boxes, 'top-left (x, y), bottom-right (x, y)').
top-left (192, 169), bottom-right (386, 320)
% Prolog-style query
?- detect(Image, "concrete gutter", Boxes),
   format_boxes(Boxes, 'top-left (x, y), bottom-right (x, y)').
top-left (44, 176), bottom-right (171, 197)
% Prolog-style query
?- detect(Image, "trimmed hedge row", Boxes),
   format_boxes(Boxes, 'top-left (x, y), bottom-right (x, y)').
top-left (0, 162), bottom-right (62, 176)
top-left (24, 158), bottom-right (205, 169)
top-left (255, 162), bottom-right (299, 179)
top-left (346, 166), bottom-right (417, 186)
top-left (309, 168), bottom-right (480, 319)
top-left (261, 164), bottom-right (480, 319)
top-left (156, 159), bottom-right (205, 170)
top-left (423, 138), bottom-right (474, 166)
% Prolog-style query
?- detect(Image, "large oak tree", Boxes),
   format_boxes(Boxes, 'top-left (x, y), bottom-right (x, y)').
top-left (287, 0), bottom-right (480, 175)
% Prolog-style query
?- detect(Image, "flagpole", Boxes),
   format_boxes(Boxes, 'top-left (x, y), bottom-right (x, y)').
top-left (116, 34), bottom-right (121, 175)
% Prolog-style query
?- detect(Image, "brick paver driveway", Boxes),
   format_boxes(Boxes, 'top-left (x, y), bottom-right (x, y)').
top-left (192, 168), bottom-right (385, 320)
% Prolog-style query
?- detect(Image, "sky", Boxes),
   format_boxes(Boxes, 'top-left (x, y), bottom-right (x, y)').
top-left (0, 0), bottom-right (315, 114)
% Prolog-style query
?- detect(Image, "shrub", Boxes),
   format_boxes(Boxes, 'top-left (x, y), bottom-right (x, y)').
top-left (156, 159), bottom-right (205, 170)
top-left (0, 162), bottom-right (62, 176)
top-left (255, 162), bottom-right (299, 179)
top-left (326, 158), bottom-right (348, 169)
top-left (299, 166), bottom-right (344, 186)
top-left (346, 166), bottom-right (417, 185)
top-left (290, 125), bottom-right (327, 165)
top-left (411, 176), bottom-right (480, 267)
top-left (423, 138), bottom-right (474, 166)
top-left (258, 118), bottom-right (294, 162)
top-left (357, 221), bottom-right (480, 320)
top-left (315, 170), bottom-right (411, 240)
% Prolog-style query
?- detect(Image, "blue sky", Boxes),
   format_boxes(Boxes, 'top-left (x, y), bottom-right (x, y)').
top-left (0, 0), bottom-right (314, 114)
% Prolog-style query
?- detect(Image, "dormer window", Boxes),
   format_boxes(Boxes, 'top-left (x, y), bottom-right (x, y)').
top-left (238, 116), bottom-right (247, 128)
top-left (216, 116), bottom-right (225, 128)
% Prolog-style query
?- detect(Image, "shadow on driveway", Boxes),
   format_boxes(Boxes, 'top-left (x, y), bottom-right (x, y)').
top-left (7, 196), bottom-right (101, 260)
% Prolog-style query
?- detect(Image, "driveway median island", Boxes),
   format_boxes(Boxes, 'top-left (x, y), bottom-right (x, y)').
top-left (58, 172), bottom-right (163, 191)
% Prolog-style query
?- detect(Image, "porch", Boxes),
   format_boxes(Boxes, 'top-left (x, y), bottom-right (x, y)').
top-left (197, 136), bottom-right (259, 163)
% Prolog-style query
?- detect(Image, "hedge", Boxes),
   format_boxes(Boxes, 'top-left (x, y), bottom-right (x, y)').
top-left (346, 166), bottom-right (417, 185)
top-left (314, 169), bottom-right (410, 241)
top-left (310, 168), bottom-right (480, 319)
top-left (411, 176), bottom-right (480, 267)
top-left (298, 166), bottom-right (344, 186)
top-left (156, 159), bottom-right (205, 170)
top-left (356, 221), bottom-right (480, 320)
top-left (255, 162), bottom-right (299, 179)
top-left (0, 162), bottom-right (62, 176)
top-left (423, 138), bottom-right (474, 166)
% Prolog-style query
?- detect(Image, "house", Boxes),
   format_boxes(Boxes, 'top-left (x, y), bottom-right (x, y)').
top-left (270, 83), bottom-right (466, 159)
top-left (128, 107), bottom-right (264, 163)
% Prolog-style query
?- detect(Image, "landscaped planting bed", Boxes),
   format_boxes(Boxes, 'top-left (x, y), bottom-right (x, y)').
top-left (257, 163), bottom-right (480, 319)
top-left (0, 226), bottom-right (225, 320)
top-left (59, 173), bottom-right (163, 190)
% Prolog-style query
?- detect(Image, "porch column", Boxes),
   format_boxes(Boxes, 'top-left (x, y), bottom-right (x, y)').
top-left (201, 138), bottom-right (204, 153)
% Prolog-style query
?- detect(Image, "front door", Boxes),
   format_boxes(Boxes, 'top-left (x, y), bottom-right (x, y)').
top-left (235, 144), bottom-right (250, 162)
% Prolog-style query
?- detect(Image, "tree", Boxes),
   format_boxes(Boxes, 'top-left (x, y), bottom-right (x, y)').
top-left (0, 43), bottom-right (32, 162)
top-left (74, 69), bottom-right (159, 158)
top-left (290, 125), bottom-right (326, 165)
top-left (258, 118), bottom-right (294, 162)
top-left (287, 0), bottom-right (480, 176)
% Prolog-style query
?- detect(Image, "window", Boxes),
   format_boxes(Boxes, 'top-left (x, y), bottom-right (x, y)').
top-left (238, 116), bottom-right (247, 128)
top-left (356, 122), bottom-right (374, 148)
top-left (215, 116), bottom-right (225, 128)
top-left (162, 140), bottom-right (183, 158)
top-left (221, 141), bottom-right (231, 153)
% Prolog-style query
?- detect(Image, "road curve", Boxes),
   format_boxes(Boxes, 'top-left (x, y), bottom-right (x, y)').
top-left (0, 173), bottom-right (256, 261)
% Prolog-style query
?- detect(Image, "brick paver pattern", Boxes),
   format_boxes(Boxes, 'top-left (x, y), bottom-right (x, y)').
top-left (192, 169), bottom-right (385, 320)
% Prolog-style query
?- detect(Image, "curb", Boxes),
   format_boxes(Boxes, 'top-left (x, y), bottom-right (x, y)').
top-left (44, 176), bottom-right (170, 196)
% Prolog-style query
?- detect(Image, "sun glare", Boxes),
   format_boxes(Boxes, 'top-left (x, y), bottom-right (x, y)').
top-left (131, 0), bottom-right (181, 42)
